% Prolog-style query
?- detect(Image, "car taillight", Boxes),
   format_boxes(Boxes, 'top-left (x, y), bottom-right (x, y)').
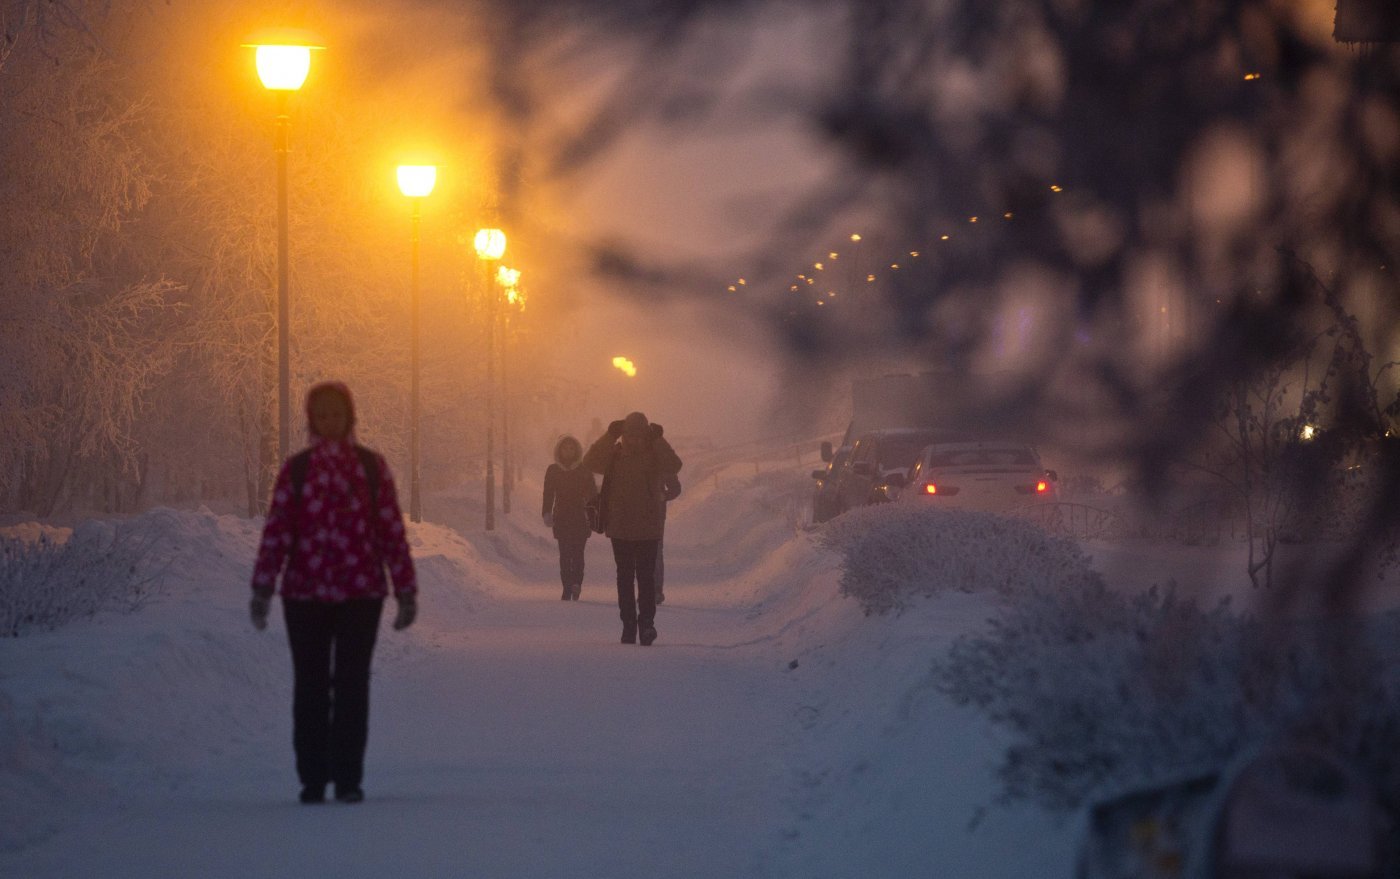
top-left (1036, 480), bottom-right (1049, 493)
top-left (1015, 482), bottom-right (1050, 495)
top-left (923, 483), bottom-right (959, 496)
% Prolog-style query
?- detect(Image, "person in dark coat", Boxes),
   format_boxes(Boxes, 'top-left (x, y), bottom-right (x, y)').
top-left (542, 435), bottom-right (598, 600)
top-left (581, 411), bottom-right (682, 646)
top-left (249, 381), bottom-right (417, 805)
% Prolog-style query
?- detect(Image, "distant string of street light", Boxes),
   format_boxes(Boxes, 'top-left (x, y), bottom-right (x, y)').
top-left (725, 71), bottom-right (1268, 309)
top-left (724, 193), bottom-right (1049, 309)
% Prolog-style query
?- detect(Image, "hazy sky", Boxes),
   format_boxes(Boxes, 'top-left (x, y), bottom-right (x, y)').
top-left (547, 5), bottom-right (848, 444)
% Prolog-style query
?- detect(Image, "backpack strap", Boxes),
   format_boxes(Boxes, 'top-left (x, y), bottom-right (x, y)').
top-left (289, 449), bottom-right (314, 506)
top-left (355, 445), bottom-right (381, 508)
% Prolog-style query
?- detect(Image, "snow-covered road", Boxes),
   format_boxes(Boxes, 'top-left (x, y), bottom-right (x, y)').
top-left (1, 468), bottom-right (1076, 877)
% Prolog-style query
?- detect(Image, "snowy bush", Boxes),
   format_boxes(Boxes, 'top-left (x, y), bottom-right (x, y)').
top-left (0, 521), bottom-right (164, 637)
top-left (934, 582), bottom-right (1400, 832)
top-left (818, 504), bottom-right (1102, 615)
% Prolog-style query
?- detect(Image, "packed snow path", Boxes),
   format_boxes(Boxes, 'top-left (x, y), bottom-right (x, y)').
top-left (1, 474), bottom-right (1074, 877)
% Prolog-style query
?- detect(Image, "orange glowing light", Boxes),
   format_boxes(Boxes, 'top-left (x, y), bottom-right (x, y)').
top-left (396, 165), bottom-right (437, 198)
top-left (1050, 184), bottom-right (1063, 193)
top-left (828, 252), bottom-right (839, 260)
top-left (250, 41), bottom-right (320, 91)
top-left (866, 274), bottom-right (876, 282)
top-left (940, 234), bottom-right (950, 241)
top-left (497, 266), bottom-right (521, 288)
top-left (969, 216), bottom-right (978, 223)
top-left (850, 233), bottom-right (862, 242)
top-left (612, 356), bottom-right (637, 378)
top-left (474, 228), bottom-right (506, 260)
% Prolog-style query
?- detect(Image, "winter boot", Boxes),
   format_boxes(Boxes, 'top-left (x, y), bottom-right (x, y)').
top-left (299, 785), bottom-right (326, 805)
top-left (571, 585), bottom-right (581, 600)
top-left (562, 586), bottom-right (571, 600)
top-left (335, 786), bottom-right (365, 804)
top-left (655, 587), bottom-right (665, 605)
top-left (621, 621), bottom-right (637, 644)
top-left (639, 621), bottom-right (657, 647)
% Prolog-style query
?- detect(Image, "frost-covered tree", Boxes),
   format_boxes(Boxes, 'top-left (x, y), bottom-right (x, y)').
top-left (0, 20), bottom-right (181, 516)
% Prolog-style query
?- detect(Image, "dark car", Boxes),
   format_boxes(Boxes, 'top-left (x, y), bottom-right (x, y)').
top-left (832, 428), bottom-right (945, 516)
top-left (810, 444), bottom-right (851, 524)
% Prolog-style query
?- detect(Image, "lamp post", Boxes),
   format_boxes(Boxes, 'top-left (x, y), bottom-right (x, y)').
top-left (497, 266), bottom-right (522, 516)
top-left (397, 165), bottom-right (437, 523)
top-left (474, 228), bottom-right (506, 530)
top-left (250, 37), bottom-right (319, 466)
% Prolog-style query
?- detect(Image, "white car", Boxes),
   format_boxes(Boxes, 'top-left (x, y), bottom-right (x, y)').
top-left (889, 441), bottom-right (1058, 512)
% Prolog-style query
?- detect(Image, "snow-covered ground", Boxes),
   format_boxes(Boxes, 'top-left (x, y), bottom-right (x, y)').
top-left (4, 453), bottom-right (1390, 877)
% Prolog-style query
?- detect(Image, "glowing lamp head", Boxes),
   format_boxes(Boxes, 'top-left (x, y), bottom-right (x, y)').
top-left (254, 44), bottom-right (315, 91)
top-left (612, 356), bottom-right (637, 378)
top-left (397, 165), bottom-right (437, 198)
top-left (474, 228), bottom-right (507, 260)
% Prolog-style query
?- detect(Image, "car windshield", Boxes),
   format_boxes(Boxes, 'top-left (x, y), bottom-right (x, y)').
top-left (883, 438), bottom-right (937, 470)
top-left (926, 446), bottom-right (1038, 467)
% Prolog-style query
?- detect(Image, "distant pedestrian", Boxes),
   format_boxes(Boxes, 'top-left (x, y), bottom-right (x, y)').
top-left (249, 381), bottom-right (417, 805)
top-left (651, 424), bottom-right (682, 605)
top-left (542, 435), bottom-right (598, 600)
top-left (582, 412), bottom-right (682, 646)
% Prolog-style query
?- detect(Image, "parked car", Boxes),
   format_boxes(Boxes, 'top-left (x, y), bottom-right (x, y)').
top-left (832, 428), bottom-right (946, 516)
top-left (810, 445), bottom-right (851, 524)
top-left (886, 440), bottom-right (1058, 512)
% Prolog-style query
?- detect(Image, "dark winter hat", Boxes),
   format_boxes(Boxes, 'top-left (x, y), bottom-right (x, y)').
top-left (305, 381), bottom-right (357, 435)
top-left (622, 411), bottom-right (650, 437)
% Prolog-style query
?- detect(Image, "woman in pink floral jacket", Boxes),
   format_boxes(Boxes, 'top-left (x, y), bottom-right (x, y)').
top-left (250, 381), bottom-right (416, 805)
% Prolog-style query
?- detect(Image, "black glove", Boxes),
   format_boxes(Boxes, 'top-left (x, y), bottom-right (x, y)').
top-left (250, 595), bottom-right (271, 631)
top-left (392, 596), bottom-right (417, 631)
top-left (607, 420), bottom-right (625, 439)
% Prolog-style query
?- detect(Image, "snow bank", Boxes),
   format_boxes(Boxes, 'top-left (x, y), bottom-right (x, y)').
top-left (0, 506), bottom-right (485, 854)
top-left (0, 516), bottom-right (168, 637)
top-left (819, 503), bottom-right (1102, 614)
top-left (935, 587), bottom-right (1400, 827)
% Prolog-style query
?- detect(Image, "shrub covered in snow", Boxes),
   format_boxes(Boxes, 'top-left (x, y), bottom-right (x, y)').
top-left (0, 519), bottom-right (164, 637)
top-left (934, 581), bottom-right (1400, 841)
top-left (818, 504), bottom-right (1102, 615)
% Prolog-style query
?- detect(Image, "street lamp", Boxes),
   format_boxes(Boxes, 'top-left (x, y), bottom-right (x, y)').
top-left (397, 164), bottom-right (437, 523)
top-left (474, 228), bottom-right (506, 530)
top-left (247, 33), bottom-right (322, 468)
top-left (496, 267), bottom-right (522, 516)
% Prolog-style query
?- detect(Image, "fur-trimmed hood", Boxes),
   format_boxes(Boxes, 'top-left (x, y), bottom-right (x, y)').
top-left (554, 435), bottom-right (584, 470)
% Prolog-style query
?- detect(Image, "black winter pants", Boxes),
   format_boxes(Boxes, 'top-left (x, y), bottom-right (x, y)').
top-left (283, 598), bottom-right (384, 792)
top-left (611, 538), bottom-right (659, 625)
top-left (558, 536), bottom-right (587, 589)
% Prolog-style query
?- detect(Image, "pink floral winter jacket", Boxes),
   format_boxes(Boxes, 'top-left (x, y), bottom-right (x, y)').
top-left (251, 439), bottom-right (416, 602)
